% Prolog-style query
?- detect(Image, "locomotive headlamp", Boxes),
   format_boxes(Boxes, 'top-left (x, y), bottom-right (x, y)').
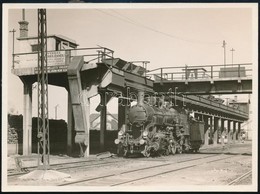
top-left (118, 130), bottom-right (124, 136)
top-left (142, 131), bottom-right (148, 137)
top-left (114, 139), bottom-right (120, 144)
top-left (139, 139), bottom-right (145, 145)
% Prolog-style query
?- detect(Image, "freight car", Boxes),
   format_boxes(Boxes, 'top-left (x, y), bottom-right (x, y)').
top-left (114, 93), bottom-right (205, 157)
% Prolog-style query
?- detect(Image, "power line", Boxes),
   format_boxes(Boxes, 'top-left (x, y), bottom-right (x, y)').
top-left (96, 9), bottom-right (219, 46)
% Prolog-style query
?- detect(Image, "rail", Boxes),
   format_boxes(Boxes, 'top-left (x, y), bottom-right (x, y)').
top-left (146, 63), bottom-right (252, 82)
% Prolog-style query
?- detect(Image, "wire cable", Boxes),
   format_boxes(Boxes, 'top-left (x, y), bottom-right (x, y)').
top-left (96, 9), bottom-right (220, 46)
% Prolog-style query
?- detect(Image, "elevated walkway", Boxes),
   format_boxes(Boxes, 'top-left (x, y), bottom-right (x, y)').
top-left (147, 63), bottom-right (252, 95)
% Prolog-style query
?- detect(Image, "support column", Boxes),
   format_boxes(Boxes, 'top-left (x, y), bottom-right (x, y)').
top-left (80, 89), bottom-right (90, 157)
top-left (227, 120), bottom-right (231, 144)
top-left (213, 117), bottom-right (219, 145)
top-left (203, 115), bottom-right (209, 145)
top-left (23, 82), bottom-right (32, 155)
top-left (233, 121), bottom-right (237, 143)
top-left (85, 96), bottom-right (90, 157)
top-left (238, 122), bottom-right (241, 143)
top-left (100, 92), bottom-right (107, 152)
top-left (220, 118), bottom-right (225, 145)
top-left (209, 116), bottom-right (213, 144)
top-left (67, 93), bottom-right (73, 156)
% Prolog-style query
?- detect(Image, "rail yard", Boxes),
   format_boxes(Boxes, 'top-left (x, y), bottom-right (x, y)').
top-left (7, 141), bottom-right (252, 187)
top-left (4, 5), bottom-right (257, 192)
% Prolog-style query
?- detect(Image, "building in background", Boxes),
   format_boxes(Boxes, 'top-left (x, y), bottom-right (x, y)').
top-left (90, 112), bottom-right (118, 131)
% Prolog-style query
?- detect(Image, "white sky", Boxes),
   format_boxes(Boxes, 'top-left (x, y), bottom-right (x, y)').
top-left (5, 4), bottom-right (255, 121)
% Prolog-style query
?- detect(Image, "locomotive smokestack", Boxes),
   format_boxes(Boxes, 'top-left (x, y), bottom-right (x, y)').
top-left (18, 9), bottom-right (29, 38)
top-left (137, 91), bottom-right (144, 105)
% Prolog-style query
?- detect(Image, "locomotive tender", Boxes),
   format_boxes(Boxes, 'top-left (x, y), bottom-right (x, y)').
top-left (114, 91), bottom-right (205, 157)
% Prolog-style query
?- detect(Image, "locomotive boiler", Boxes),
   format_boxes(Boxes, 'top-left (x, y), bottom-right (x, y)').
top-left (114, 91), bottom-right (205, 157)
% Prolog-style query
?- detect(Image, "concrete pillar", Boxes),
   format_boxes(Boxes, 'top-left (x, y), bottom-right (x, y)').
top-left (209, 116), bottom-right (213, 144)
top-left (203, 115), bottom-right (209, 145)
top-left (23, 82), bottom-right (32, 155)
top-left (233, 121), bottom-right (237, 143)
top-left (220, 118), bottom-right (225, 145)
top-left (213, 117), bottom-right (219, 145)
top-left (238, 122), bottom-right (241, 142)
top-left (100, 92), bottom-right (107, 152)
top-left (80, 89), bottom-right (90, 157)
top-left (85, 97), bottom-right (90, 157)
top-left (227, 120), bottom-right (231, 144)
top-left (67, 93), bottom-right (73, 156)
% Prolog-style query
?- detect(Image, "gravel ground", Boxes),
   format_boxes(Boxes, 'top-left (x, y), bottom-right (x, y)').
top-left (5, 141), bottom-right (254, 191)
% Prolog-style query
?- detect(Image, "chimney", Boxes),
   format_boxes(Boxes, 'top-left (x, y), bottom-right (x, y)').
top-left (18, 9), bottom-right (29, 38)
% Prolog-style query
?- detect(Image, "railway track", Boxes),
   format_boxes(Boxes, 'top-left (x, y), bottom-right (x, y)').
top-left (7, 157), bottom-right (124, 177)
top-left (227, 170), bottom-right (252, 185)
top-left (8, 153), bottom-right (215, 178)
top-left (58, 153), bottom-right (237, 186)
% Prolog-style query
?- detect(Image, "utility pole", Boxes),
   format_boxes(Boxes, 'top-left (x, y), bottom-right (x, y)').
top-left (37, 8), bottom-right (50, 170)
top-left (9, 29), bottom-right (16, 69)
top-left (19, 8), bottom-right (70, 181)
top-left (230, 48), bottom-right (235, 66)
top-left (222, 40), bottom-right (227, 67)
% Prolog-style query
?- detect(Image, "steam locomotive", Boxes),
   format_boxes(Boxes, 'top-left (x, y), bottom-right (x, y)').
top-left (114, 93), bottom-right (205, 157)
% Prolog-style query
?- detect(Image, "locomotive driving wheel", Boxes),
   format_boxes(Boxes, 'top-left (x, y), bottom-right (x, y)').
top-left (142, 146), bottom-right (151, 157)
top-left (178, 146), bottom-right (183, 154)
top-left (170, 144), bottom-right (177, 155)
top-left (144, 150), bottom-right (150, 157)
top-left (117, 143), bottom-right (124, 157)
top-left (164, 148), bottom-right (170, 156)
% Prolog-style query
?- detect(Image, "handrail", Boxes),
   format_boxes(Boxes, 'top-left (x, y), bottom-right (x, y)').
top-left (146, 63), bottom-right (252, 82)
top-left (13, 47), bottom-right (115, 69)
top-left (147, 63), bottom-right (252, 73)
top-left (13, 46), bottom-right (114, 56)
top-left (186, 95), bottom-right (249, 116)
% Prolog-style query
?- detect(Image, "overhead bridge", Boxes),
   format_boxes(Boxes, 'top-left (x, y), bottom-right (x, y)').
top-left (167, 94), bottom-right (249, 121)
top-left (147, 63), bottom-right (252, 95)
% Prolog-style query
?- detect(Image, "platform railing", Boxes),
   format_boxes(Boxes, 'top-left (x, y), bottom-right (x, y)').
top-left (12, 47), bottom-right (115, 70)
top-left (127, 61), bottom-right (150, 76)
top-left (187, 95), bottom-right (249, 117)
top-left (68, 47), bottom-right (114, 64)
top-left (146, 63), bottom-right (252, 82)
